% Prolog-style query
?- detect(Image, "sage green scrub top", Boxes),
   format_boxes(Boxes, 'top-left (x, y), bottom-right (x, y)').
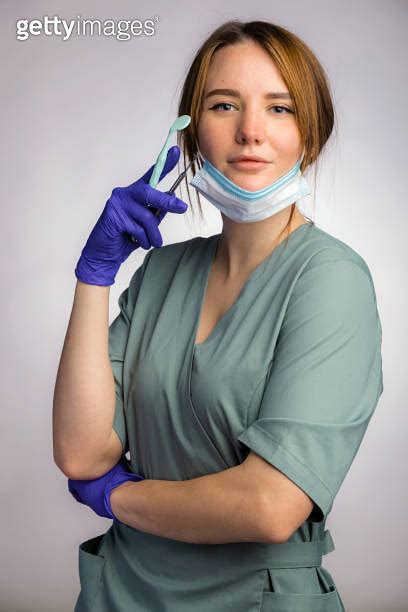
top-left (74, 222), bottom-right (384, 612)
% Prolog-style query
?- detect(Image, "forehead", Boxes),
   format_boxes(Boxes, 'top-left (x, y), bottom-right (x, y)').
top-left (204, 41), bottom-right (286, 90)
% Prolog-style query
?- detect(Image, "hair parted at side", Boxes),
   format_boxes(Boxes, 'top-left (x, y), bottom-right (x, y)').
top-left (176, 19), bottom-right (336, 237)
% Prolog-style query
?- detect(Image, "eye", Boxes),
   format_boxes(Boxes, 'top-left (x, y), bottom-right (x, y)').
top-left (209, 102), bottom-right (236, 112)
top-left (209, 103), bottom-right (295, 114)
top-left (271, 105), bottom-right (295, 114)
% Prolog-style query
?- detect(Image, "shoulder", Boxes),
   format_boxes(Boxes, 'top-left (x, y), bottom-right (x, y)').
top-left (278, 224), bottom-right (382, 324)
top-left (294, 223), bottom-right (377, 295)
top-left (282, 225), bottom-right (382, 344)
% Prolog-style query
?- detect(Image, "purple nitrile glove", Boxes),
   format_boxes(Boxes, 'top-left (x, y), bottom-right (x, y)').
top-left (67, 456), bottom-right (144, 520)
top-left (74, 145), bottom-right (188, 287)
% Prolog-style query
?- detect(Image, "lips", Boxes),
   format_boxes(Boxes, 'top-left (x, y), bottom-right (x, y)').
top-left (230, 159), bottom-right (270, 170)
top-left (230, 155), bottom-right (270, 163)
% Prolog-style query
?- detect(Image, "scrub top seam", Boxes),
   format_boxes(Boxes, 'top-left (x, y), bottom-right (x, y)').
top-left (254, 222), bottom-right (315, 283)
top-left (243, 372), bottom-right (272, 430)
top-left (297, 255), bottom-right (374, 286)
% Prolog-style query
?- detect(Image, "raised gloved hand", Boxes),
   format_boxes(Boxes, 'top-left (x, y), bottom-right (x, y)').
top-left (75, 145), bottom-right (188, 286)
top-left (68, 456), bottom-right (144, 520)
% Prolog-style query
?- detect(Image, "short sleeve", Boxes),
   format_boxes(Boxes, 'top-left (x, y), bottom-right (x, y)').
top-left (109, 249), bottom-right (154, 455)
top-left (237, 259), bottom-right (384, 523)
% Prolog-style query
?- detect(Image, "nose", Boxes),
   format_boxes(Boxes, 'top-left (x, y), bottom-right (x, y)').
top-left (235, 109), bottom-right (266, 145)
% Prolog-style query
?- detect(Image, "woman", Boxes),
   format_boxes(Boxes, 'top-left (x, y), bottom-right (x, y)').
top-left (54, 20), bottom-right (384, 612)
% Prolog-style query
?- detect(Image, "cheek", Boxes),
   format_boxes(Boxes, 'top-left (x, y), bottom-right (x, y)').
top-left (267, 125), bottom-right (301, 155)
top-left (197, 117), bottom-right (220, 154)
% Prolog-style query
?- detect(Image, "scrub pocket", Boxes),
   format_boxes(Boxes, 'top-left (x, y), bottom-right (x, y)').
top-left (260, 566), bottom-right (346, 612)
top-left (74, 533), bottom-right (107, 612)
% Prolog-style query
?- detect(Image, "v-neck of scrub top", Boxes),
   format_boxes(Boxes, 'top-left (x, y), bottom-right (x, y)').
top-left (193, 222), bottom-right (314, 352)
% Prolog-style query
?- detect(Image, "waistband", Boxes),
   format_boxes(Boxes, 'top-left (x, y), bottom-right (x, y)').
top-left (259, 529), bottom-right (335, 569)
top-left (111, 523), bottom-right (335, 578)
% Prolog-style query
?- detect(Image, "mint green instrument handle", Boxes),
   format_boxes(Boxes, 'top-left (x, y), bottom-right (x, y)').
top-left (149, 135), bottom-right (173, 188)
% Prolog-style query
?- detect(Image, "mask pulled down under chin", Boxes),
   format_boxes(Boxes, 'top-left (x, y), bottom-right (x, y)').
top-left (189, 157), bottom-right (311, 223)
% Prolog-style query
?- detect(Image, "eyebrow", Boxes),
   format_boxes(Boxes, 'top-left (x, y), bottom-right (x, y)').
top-left (204, 88), bottom-right (293, 100)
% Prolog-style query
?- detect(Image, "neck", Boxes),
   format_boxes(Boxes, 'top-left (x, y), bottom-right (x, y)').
top-left (215, 204), bottom-right (308, 281)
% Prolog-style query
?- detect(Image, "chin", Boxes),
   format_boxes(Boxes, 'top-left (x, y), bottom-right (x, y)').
top-left (228, 174), bottom-right (272, 192)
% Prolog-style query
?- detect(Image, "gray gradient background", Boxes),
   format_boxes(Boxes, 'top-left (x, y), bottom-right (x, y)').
top-left (1, 1), bottom-right (405, 610)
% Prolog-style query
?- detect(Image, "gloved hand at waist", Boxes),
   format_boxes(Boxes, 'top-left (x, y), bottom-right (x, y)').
top-left (67, 456), bottom-right (144, 521)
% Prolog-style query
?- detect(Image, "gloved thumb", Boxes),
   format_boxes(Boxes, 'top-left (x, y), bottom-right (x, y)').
top-left (141, 145), bottom-right (181, 185)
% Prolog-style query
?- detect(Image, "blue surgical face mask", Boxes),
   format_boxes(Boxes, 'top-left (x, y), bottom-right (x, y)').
top-left (189, 151), bottom-right (311, 223)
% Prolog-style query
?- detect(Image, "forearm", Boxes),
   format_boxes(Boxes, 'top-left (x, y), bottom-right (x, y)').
top-left (110, 464), bottom-right (272, 545)
top-left (52, 280), bottom-right (115, 476)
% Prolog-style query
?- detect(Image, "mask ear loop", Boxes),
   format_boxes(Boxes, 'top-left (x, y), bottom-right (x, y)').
top-left (299, 146), bottom-right (306, 169)
top-left (194, 142), bottom-right (205, 166)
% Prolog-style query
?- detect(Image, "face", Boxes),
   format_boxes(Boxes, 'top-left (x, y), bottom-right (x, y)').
top-left (197, 40), bottom-right (303, 192)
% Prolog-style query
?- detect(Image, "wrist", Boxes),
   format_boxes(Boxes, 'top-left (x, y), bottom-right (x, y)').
top-left (75, 254), bottom-right (119, 286)
top-left (110, 481), bottom-right (138, 520)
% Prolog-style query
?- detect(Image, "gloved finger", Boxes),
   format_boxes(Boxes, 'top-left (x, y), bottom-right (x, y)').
top-left (147, 191), bottom-right (186, 222)
top-left (131, 207), bottom-right (163, 248)
top-left (163, 190), bottom-right (187, 212)
top-left (156, 208), bottom-right (168, 224)
top-left (138, 145), bottom-right (181, 185)
top-left (126, 182), bottom-right (188, 216)
top-left (121, 210), bottom-right (156, 249)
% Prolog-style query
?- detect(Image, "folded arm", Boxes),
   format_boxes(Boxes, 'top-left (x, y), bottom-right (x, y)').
top-left (110, 451), bottom-right (313, 545)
